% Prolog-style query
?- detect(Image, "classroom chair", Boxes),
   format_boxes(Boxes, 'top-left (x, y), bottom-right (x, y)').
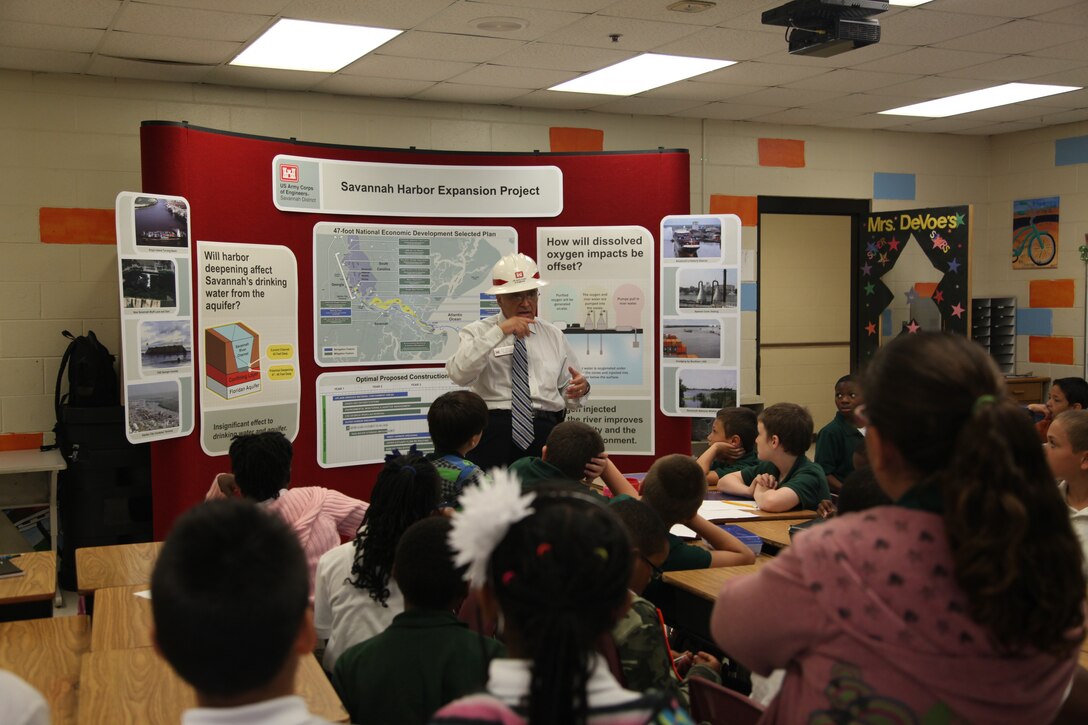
top-left (688, 676), bottom-right (764, 725)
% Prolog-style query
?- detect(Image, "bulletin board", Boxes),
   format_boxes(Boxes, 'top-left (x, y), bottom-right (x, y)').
top-left (140, 122), bottom-right (691, 535)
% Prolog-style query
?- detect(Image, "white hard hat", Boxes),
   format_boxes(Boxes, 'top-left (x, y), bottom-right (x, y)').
top-left (486, 253), bottom-right (548, 295)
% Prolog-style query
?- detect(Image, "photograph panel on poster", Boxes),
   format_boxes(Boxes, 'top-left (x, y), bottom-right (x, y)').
top-left (139, 320), bottom-right (193, 373)
top-left (127, 379), bottom-right (182, 437)
top-left (662, 319), bottom-right (722, 362)
top-left (676, 267), bottom-right (738, 312)
top-left (133, 195), bottom-right (190, 252)
top-left (678, 368), bottom-right (738, 413)
top-left (662, 216), bottom-right (723, 262)
top-left (122, 257), bottom-right (177, 312)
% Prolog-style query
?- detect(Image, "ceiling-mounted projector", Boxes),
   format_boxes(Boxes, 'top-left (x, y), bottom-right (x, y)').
top-left (762, 0), bottom-right (888, 58)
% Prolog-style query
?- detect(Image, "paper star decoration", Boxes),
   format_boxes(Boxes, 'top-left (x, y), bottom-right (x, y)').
top-left (888, 238), bottom-right (900, 251)
top-left (954, 213), bottom-right (965, 227)
top-left (861, 262), bottom-right (872, 276)
top-left (951, 303), bottom-right (965, 318)
top-left (904, 288), bottom-right (918, 304)
top-left (864, 282), bottom-right (875, 295)
top-left (934, 290), bottom-right (944, 303)
top-left (866, 242), bottom-right (878, 255)
top-left (907, 320), bottom-right (920, 334)
top-left (866, 321), bottom-right (877, 336)
top-left (879, 253), bottom-right (889, 264)
top-left (948, 258), bottom-right (961, 273)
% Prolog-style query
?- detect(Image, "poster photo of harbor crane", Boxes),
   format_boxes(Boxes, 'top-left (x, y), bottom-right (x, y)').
top-left (139, 320), bottom-right (192, 373)
top-left (134, 195), bottom-right (189, 249)
top-left (677, 268), bottom-right (737, 311)
top-left (663, 320), bottom-right (721, 361)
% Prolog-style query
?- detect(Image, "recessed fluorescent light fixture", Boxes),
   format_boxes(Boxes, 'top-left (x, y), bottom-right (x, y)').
top-left (880, 82), bottom-right (1081, 118)
top-left (231, 19), bottom-right (402, 73)
top-left (549, 53), bottom-right (734, 96)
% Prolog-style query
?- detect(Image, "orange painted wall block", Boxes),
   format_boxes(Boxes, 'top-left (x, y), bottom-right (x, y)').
top-left (549, 127), bottom-right (604, 152)
top-left (1029, 335), bottom-right (1075, 365)
top-left (758, 138), bottom-right (805, 168)
top-left (40, 207), bottom-right (115, 245)
top-left (1029, 279), bottom-right (1075, 308)
top-left (708, 195), bottom-right (758, 227)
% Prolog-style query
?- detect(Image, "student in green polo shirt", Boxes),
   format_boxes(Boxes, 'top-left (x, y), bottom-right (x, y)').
top-left (509, 420), bottom-right (638, 501)
top-left (696, 406), bottom-right (760, 487)
top-left (718, 402), bottom-right (829, 512)
top-left (332, 517), bottom-right (503, 725)
top-left (814, 375), bottom-right (865, 494)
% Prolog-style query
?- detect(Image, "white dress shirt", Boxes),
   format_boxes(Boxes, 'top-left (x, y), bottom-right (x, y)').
top-left (446, 312), bottom-right (584, 413)
top-left (182, 695), bottom-right (331, 725)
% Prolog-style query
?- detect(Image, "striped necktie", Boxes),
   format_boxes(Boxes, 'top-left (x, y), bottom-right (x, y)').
top-left (511, 336), bottom-right (534, 450)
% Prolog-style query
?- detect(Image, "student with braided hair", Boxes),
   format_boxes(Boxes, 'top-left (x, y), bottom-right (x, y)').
top-left (313, 450), bottom-right (441, 672)
top-left (432, 475), bottom-right (691, 725)
top-left (712, 332), bottom-right (1086, 724)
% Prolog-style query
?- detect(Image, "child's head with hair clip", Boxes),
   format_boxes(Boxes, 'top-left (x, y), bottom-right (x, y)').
top-left (1046, 409), bottom-right (1088, 484)
top-left (349, 448), bottom-right (441, 606)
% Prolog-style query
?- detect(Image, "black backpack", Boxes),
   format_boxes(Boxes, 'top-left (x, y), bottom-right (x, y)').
top-left (54, 329), bottom-right (119, 413)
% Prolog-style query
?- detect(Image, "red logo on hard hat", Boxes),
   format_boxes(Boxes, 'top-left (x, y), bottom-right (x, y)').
top-left (515, 271), bottom-right (524, 279)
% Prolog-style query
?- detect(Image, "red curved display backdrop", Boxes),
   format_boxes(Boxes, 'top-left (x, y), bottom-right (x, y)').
top-left (140, 121), bottom-right (691, 536)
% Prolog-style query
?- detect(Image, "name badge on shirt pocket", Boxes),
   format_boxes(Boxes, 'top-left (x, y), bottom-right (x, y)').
top-left (494, 345), bottom-right (514, 357)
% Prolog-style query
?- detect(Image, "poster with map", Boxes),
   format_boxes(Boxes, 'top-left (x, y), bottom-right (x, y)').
top-left (313, 222), bottom-right (517, 366)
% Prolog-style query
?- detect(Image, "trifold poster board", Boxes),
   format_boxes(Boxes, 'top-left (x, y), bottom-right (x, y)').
top-left (115, 191), bottom-right (195, 444)
top-left (141, 122), bottom-right (690, 535)
top-left (658, 215), bottom-right (743, 417)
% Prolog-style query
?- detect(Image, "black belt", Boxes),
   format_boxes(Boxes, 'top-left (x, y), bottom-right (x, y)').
top-left (534, 409), bottom-right (565, 424)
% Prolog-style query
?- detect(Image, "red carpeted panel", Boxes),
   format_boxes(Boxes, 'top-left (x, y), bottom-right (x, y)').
top-left (141, 123), bottom-right (691, 535)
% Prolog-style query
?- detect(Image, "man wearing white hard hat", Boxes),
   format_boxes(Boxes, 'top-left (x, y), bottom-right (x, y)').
top-left (447, 252), bottom-right (590, 470)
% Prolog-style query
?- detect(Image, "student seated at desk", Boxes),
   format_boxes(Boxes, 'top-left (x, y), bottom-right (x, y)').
top-left (426, 390), bottom-right (489, 509)
top-left (314, 451), bottom-right (440, 673)
top-left (711, 333), bottom-right (1086, 724)
top-left (509, 421), bottom-right (638, 500)
top-left (332, 517), bottom-right (503, 725)
top-left (1028, 376), bottom-right (1088, 442)
top-left (1044, 409), bottom-right (1088, 574)
top-left (205, 431), bottom-right (368, 595)
top-left (432, 476), bottom-right (691, 725)
top-left (696, 406), bottom-right (759, 488)
top-left (641, 454), bottom-right (755, 574)
top-left (0, 670), bottom-right (48, 725)
top-left (151, 499), bottom-right (332, 724)
top-left (610, 498), bottom-right (721, 708)
top-left (717, 403), bottom-right (829, 513)
top-left (814, 375), bottom-right (865, 494)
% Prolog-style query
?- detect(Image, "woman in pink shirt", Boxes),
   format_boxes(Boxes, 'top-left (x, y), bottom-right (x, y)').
top-left (206, 431), bottom-right (367, 595)
top-left (712, 333), bottom-right (1086, 723)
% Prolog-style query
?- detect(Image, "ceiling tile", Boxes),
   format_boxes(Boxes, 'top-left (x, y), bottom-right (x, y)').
top-left (1029, 38), bottom-right (1088, 62)
top-left (780, 68), bottom-right (917, 93)
top-left (728, 86), bottom-right (846, 107)
top-left (860, 47), bottom-right (1002, 75)
top-left (446, 63), bottom-right (575, 89)
top-left (879, 8), bottom-right (1007, 45)
top-left (513, 88), bottom-right (615, 109)
top-left (0, 21), bottom-right (104, 53)
top-left (100, 31), bottom-right (241, 65)
top-left (945, 55), bottom-right (1084, 82)
top-left (413, 82), bottom-right (529, 103)
top-left (936, 0), bottom-right (1083, 20)
top-left (482, 0), bottom-right (614, 10)
top-left (489, 42), bottom-right (635, 72)
top-left (340, 54), bottom-right (476, 82)
top-left (806, 93), bottom-right (919, 114)
top-left (599, 0), bottom-right (775, 27)
top-left (1009, 87), bottom-right (1088, 109)
top-left (535, 14), bottom-right (702, 51)
top-left (639, 79), bottom-right (768, 102)
top-left (1032, 107), bottom-right (1088, 125)
top-left (895, 117), bottom-right (991, 133)
top-left (701, 61), bottom-right (830, 87)
top-left (142, 0), bottom-right (290, 13)
top-left (312, 74), bottom-right (434, 97)
top-left (748, 106), bottom-right (861, 125)
top-left (588, 95), bottom-right (709, 115)
top-left (205, 64), bottom-right (324, 90)
top-left (934, 20), bottom-right (1085, 56)
top-left (414, 1), bottom-right (584, 41)
top-left (0, 45), bottom-right (89, 73)
top-left (872, 75), bottom-right (995, 99)
top-left (88, 54), bottom-right (216, 83)
top-left (0, 0), bottom-right (120, 28)
top-left (960, 120), bottom-right (1049, 136)
top-left (671, 101), bottom-right (786, 121)
top-left (826, 114), bottom-right (913, 130)
top-left (652, 26), bottom-right (784, 62)
top-left (377, 31), bottom-right (525, 63)
top-left (1033, 4), bottom-right (1088, 26)
top-left (115, 2), bottom-right (271, 42)
top-left (279, 0), bottom-right (453, 29)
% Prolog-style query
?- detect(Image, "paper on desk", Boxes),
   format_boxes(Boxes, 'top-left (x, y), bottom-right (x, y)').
top-left (698, 501), bottom-right (758, 520)
top-left (670, 524), bottom-right (698, 539)
top-left (134, 589), bottom-right (152, 600)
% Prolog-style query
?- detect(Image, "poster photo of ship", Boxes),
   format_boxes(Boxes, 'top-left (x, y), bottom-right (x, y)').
top-left (677, 268), bottom-right (737, 311)
top-left (134, 195), bottom-right (189, 250)
top-left (122, 257), bottom-right (177, 311)
top-left (127, 380), bottom-right (181, 436)
top-left (662, 216), bottom-right (722, 260)
top-left (139, 320), bottom-right (192, 373)
top-left (663, 320), bottom-right (721, 361)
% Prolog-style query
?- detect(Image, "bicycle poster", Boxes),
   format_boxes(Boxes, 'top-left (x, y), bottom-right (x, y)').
top-left (1012, 196), bottom-right (1059, 270)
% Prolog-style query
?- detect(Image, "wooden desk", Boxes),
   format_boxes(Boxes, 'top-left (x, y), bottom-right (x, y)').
top-left (90, 583), bottom-right (154, 651)
top-left (653, 557), bottom-right (773, 647)
top-left (663, 555), bottom-right (773, 602)
top-left (79, 648), bottom-right (349, 723)
top-left (0, 551), bottom-right (56, 620)
top-left (76, 541), bottom-right (162, 595)
top-left (0, 448), bottom-right (65, 606)
top-left (736, 519), bottom-right (809, 549)
top-left (0, 614), bottom-right (90, 725)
